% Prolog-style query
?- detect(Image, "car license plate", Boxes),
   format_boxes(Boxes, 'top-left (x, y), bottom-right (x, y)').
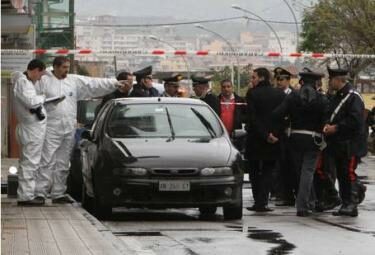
top-left (159, 181), bottom-right (190, 191)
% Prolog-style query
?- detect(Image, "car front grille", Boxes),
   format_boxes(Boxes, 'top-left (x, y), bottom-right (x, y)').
top-left (150, 168), bottom-right (199, 176)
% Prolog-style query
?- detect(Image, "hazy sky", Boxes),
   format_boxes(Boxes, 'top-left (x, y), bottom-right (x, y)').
top-left (75, 0), bottom-right (312, 21)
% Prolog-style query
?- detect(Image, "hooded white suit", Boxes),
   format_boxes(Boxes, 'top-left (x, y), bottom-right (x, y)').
top-left (12, 71), bottom-right (46, 201)
top-left (35, 71), bottom-right (118, 199)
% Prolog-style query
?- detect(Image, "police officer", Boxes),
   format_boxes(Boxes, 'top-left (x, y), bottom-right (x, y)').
top-left (130, 66), bottom-right (160, 97)
top-left (192, 76), bottom-right (220, 115)
top-left (323, 67), bottom-right (366, 217)
top-left (95, 71), bottom-right (134, 115)
top-left (161, 74), bottom-right (183, 97)
top-left (272, 67), bottom-right (297, 206)
top-left (246, 67), bottom-right (285, 212)
top-left (273, 68), bottom-right (328, 216)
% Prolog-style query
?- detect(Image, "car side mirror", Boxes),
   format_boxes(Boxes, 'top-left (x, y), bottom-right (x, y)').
top-left (81, 129), bottom-right (92, 141)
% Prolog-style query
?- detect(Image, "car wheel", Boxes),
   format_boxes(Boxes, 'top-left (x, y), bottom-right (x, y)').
top-left (93, 196), bottom-right (112, 220)
top-left (223, 188), bottom-right (243, 220)
top-left (67, 171), bottom-right (83, 202)
top-left (81, 184), bottom-right (94, 213)
top-left (199, 206), bottom-right (217, 216)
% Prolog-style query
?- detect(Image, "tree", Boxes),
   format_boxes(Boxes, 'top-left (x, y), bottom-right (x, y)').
top-left (300, 0), bottom-right (375, 79)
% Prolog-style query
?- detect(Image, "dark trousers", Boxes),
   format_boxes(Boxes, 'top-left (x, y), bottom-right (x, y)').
top-left (330, 148), bottom-right (358, 204)
top-left (289, 135), bottom-right (320, 211)
top-left (276, 135), bottom-right (297, 201)
top-left (249, 160), bottom-right (276, 207)
top-left (314, 150), bottom-right (339, 203)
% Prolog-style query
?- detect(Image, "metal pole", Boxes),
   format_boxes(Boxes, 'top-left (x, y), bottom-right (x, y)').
top-left (149, 36), bottom-right (191, 80)
top-left (281, 0), bottom-right (299, 51)
top-left (195, 24), bottom-right (241, 94)
top-left (232, 5), bottom-right (283, 53)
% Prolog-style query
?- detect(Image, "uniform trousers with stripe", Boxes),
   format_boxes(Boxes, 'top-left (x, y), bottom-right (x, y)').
top-left (328, 143), bottom-right (358, 205)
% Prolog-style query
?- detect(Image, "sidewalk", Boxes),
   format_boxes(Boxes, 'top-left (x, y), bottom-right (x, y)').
top-left (1, 195), bottom-right (137, 255)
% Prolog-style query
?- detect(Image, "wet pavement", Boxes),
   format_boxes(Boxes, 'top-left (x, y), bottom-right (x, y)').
top-left (99, 156), bottom-right (375, 255)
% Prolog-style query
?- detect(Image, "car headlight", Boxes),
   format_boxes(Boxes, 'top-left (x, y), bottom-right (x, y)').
top-left (113, 167), bottom-right (148, 176)
top-left (201, 167), bottom-right (233, 176)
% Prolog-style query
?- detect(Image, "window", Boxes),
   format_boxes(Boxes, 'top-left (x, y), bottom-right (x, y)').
top-left (107, 104), bottom-right (223, 138)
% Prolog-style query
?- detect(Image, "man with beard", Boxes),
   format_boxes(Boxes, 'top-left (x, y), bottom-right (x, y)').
top-left (35, 56), bottom-right (129, 203)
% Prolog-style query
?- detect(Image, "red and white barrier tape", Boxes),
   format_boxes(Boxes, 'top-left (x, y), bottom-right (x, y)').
top-left (1, 49), bottom-right (375, 59)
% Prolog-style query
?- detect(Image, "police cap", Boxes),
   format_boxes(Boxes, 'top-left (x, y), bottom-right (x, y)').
top-left (133, 66), bottom-right (152, 79)
top-left (327, 67), bottom-right (349, 78)
top-left (274, 67), bottom-right (292, 79)
top-left (299, 68), bottom-right (324, 81)
top-left (192, 76), bottom-right (211, 86)
top-left (163, 74), bottom-right (184, 85)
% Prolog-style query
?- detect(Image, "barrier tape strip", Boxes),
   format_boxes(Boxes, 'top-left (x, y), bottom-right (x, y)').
top-left (1, 49), bottom-right (375, 59)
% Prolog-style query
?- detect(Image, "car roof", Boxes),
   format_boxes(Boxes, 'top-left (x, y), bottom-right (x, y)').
top-left (112, 97), bottom-right (206, 106)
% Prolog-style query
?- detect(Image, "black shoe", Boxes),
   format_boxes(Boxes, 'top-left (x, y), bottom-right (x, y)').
top-left (52, 195), bottom-right (75, 204)
top-left (255, 206), bottom-right (274, 212)
top-left (332, 204), bottom-right (358, 217)
top-left (246, 205), bottom-right (258, 211)
top-left (296, 210), bottom-right (311, 217)
top-left (18, 197), bottom-right (45, 206)
top-left (275, 200), bottom-right (295, 207)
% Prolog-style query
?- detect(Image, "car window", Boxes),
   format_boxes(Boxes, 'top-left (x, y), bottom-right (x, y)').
top-left (92, 102), bottom-right (111, 140)
top-left (107, 104), bottom-right (223, 138)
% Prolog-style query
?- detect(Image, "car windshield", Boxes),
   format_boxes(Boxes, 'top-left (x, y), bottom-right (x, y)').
top-left (107, 103), bottom-right (223, 138)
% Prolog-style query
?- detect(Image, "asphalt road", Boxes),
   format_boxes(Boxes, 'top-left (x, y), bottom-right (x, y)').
top-left (99, 156), bottom-right (375, 255)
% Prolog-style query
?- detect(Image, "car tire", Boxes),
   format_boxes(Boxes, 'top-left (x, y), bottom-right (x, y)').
top-left (199, 206), bottom-right (217, 216)
top-left (81, 184), bottom-right (94, 213)
top-left (93, 196), bottom-right (112, 220)
top-left (223, 188), bottom-right (243, 220)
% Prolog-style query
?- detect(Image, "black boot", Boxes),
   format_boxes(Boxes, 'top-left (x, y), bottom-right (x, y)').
top-left (333, 204), bottom-right (358, 217)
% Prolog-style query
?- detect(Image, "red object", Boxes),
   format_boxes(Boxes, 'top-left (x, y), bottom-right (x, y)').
top-left (56, 49), bottom-right (70, 54)
top-left (268, 52), bottom-right (281, 57)
top-left (196, 50), bottom-right (208, 55)
top-left (290, 53), bottom-right (303, 57)
top-left (174, 50), bottom-right (187, 55)
top-left (152, 50), bottom-right (165, 55)
top-left (220, 98), bottom-right (235, 134)
top-left (312, 53), bottom-right (324, 58)
top-left (33, 49), bottom-right (47, 54)
top-left (348, 156), bottom-right (357, 182)
top-left (78, 49), bottom-right (92, 54)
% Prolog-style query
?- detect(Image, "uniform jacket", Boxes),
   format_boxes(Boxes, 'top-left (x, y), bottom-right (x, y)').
top-left (245, 80), bottom-right (285, 160)
top-left (326, 83), bottom-right (366, 157)
top-left (130, 84), bottom-right (160, 97)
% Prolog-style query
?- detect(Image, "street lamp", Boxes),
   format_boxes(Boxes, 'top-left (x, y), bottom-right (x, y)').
top-left (149, 35), bottom-right (191, 80)
top-left (194, 24), bottom-right (241, 95)
top-left (231, 4), bottom-right (283, 53)
top-left (281, 0), bottom-right (299, 51)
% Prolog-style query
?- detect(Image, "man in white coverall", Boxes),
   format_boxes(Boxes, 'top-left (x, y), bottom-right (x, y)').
top-left (13, 59), bottom-right (47, 206)
top-left (36, 56), bottom-right (129, 203)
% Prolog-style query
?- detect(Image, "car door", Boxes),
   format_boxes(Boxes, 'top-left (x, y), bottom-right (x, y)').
top-left (82, 102), bottom-right (112, 197)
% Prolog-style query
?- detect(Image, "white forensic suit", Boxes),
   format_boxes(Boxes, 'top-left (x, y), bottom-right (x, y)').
top-left (35, 71), bottom-right (119, 199)
top-left (12, 71), bottom-right (47, 201)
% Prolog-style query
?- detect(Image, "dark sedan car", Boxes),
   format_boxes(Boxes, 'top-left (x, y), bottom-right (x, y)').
top-left (80, 97), bottom-right (244, 220)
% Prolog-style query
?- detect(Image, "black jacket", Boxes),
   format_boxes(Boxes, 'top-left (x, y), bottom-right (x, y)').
top-left (95, 89), bottom-right (129, 116)
top-left (218, 93), bottom-right (247, 133)
top-left (326, 83), bottom-right (366, 157)
top-left (201, 92), bottom-right (220, 115)
top-left (245, 81), bottom-right (285, 160)
top-left (130, 84), bottom-right (160, 97)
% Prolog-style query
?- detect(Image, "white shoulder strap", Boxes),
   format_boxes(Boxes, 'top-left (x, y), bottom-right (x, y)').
top-left (329, 90), bottom-right (354, 123)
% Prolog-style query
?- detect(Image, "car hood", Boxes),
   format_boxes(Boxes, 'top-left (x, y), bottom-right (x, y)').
top-left (110, 137), bottom-right (232, 168)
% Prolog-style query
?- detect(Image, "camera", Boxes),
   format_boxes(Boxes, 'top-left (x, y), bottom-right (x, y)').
top-left (30, 106), bottom-right (46, 121)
